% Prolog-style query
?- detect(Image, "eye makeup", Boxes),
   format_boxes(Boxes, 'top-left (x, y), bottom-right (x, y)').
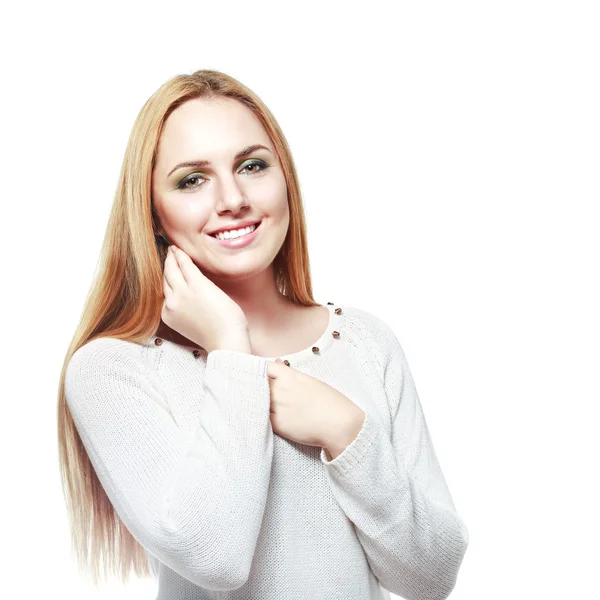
top-left (175, 159), bottom-right (270, 192)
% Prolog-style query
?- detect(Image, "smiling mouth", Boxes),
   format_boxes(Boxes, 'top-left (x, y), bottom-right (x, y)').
top-left (209, 220), bottom-right (262, 240)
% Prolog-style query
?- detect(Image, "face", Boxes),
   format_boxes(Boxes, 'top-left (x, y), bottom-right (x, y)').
top-left (151, 97), bottom-right (289, 282)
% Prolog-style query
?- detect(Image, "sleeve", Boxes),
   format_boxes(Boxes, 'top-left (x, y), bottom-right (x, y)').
top-left (318, 326), bottom-right (469, 600)
top-left (64, 339), bottom-right (274, 591)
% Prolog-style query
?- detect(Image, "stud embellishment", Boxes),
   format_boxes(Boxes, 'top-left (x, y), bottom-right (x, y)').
top-left (335, 308), bottom-right (342, 315)
top-left (193, 350), bottom-right (201, 358)
top-left (312, 346), bottom-right (320, 354)
top-left (332, 330), bottom-right (340, 339)
top-left (283, 359), bottom-right (290, 366)
top-left (154, 338), bottom-right (163, 346)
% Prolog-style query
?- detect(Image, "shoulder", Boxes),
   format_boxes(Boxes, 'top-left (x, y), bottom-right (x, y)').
top-left (65, 337), bottom-right (149, 400)
top-left (339, 305), bottom-right (407, 368)
top-left (64, 336), bottom-right (175, 424)
top-left (341, 305), bottom-right (395, 333)
top-left (341, 306), bottom-right (402, 349)
top-left (67, 336), bottom-right (144, 371)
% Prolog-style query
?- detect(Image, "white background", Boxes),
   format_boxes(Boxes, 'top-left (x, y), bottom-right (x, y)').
top-left (2, 1), bottom-right (599, 598)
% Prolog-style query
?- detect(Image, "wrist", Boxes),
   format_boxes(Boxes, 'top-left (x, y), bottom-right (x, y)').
top-left (324, 406), bottom-right (365, 460)
top-left (213, 331), bottom-right (252, 354)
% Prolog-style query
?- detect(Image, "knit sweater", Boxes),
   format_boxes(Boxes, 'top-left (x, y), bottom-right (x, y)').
top-left (64, 303), bottom-right (469, 600)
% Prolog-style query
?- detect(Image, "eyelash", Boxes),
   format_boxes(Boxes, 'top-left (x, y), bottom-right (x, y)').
top-left (177, 159), bottom-right (269, 191)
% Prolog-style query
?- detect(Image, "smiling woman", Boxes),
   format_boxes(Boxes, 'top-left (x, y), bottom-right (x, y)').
top-left (150, 95), bottom-right (292, 294)
top-left (57, 68), bottom-right (469, 600)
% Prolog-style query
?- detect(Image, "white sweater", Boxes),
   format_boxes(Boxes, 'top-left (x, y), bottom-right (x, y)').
top-left (64, 303), bottom-right (469, 600)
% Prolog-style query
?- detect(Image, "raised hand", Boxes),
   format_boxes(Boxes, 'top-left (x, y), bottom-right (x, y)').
top-left (161, 245), bottom-right (251, 353)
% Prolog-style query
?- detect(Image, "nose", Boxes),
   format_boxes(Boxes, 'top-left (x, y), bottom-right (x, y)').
top-left (215, 173), bottom-right (250, 214)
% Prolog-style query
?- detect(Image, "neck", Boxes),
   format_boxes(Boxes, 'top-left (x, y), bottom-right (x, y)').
top-left (206, 263), bottom-right (297, 330)
top-left (157, 263), bottom-right (300, 348)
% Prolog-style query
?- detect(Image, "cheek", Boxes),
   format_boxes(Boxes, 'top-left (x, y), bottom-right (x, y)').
top-left (160, 195), bottom-right (211, 232)
top-left (255, 174), bottom-right (288, 218)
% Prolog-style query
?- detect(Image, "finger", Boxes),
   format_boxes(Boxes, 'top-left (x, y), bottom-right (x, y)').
top-left (267, 359), bottom-right (287, 379)
top-left (163, 270), bottom-right (173, 298)
top-left (171, 246), bottom-right (202, 285)
top-left (163, 247), bottom-right (187, 289)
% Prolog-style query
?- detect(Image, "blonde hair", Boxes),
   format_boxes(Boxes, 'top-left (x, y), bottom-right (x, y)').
top-left (57, 69), bottom-right (319, 586)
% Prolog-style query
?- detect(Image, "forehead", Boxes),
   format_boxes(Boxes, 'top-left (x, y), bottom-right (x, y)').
top-left (157, 97), bottom-right (269, 159)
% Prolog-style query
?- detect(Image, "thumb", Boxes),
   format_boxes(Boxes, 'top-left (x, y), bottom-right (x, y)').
top-left (267, 357), bottom-right (285, 379)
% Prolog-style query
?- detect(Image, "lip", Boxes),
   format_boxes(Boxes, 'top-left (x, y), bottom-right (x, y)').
top-left (208, 220), bottom-right (262, 249)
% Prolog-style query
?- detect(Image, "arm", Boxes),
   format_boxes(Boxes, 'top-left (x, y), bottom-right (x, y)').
top-left (65, 339), bottom-right (273, 591)
top-left (319, 327), bottom-right (469, 600)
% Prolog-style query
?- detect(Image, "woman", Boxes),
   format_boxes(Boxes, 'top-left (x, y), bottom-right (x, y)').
top-left (58, 69), bottom-right (469, 600)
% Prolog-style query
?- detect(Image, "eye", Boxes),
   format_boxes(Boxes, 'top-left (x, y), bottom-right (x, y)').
top-left (177, 175), bottom-right (205, 191)
top-left (177, 159), bottom-right (269, 191)
top-left (240, 159), bottom-right (268, 175)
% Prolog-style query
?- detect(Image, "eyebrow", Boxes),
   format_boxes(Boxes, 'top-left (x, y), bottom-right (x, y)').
top-left (167, 144), bottom-right (272, 177)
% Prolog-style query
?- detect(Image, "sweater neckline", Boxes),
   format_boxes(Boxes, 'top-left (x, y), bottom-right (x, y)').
top-left (261, 302), bottom-right (342, 366)
top-left (148, 302), bottom-right (343, 367)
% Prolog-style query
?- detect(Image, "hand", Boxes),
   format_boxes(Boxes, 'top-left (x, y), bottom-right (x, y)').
top-left (266, 359), bottom-right (365, 452)
top-left (162, 245), bottom-right (250, 352)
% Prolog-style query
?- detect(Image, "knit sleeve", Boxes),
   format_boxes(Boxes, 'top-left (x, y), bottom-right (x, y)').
top-left (64, 339), bottom-right (274, 591)
top-left (319, 321), bottom-right (469, 600)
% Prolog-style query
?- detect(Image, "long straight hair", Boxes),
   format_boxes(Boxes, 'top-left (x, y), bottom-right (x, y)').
top-left (57, 69), bottom-right (319, 586)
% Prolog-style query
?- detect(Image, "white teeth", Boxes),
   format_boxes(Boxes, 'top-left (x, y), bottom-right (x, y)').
top-left (213, 223), bottom-right (258, 240)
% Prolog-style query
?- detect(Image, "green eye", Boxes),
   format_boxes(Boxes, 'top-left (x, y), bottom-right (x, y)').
top-left (177, 159), bottom-right (269, 191)
top-left (177, 175), bottom-right (204, 191)
top-left (240, 160), bottom-right (268, 175)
